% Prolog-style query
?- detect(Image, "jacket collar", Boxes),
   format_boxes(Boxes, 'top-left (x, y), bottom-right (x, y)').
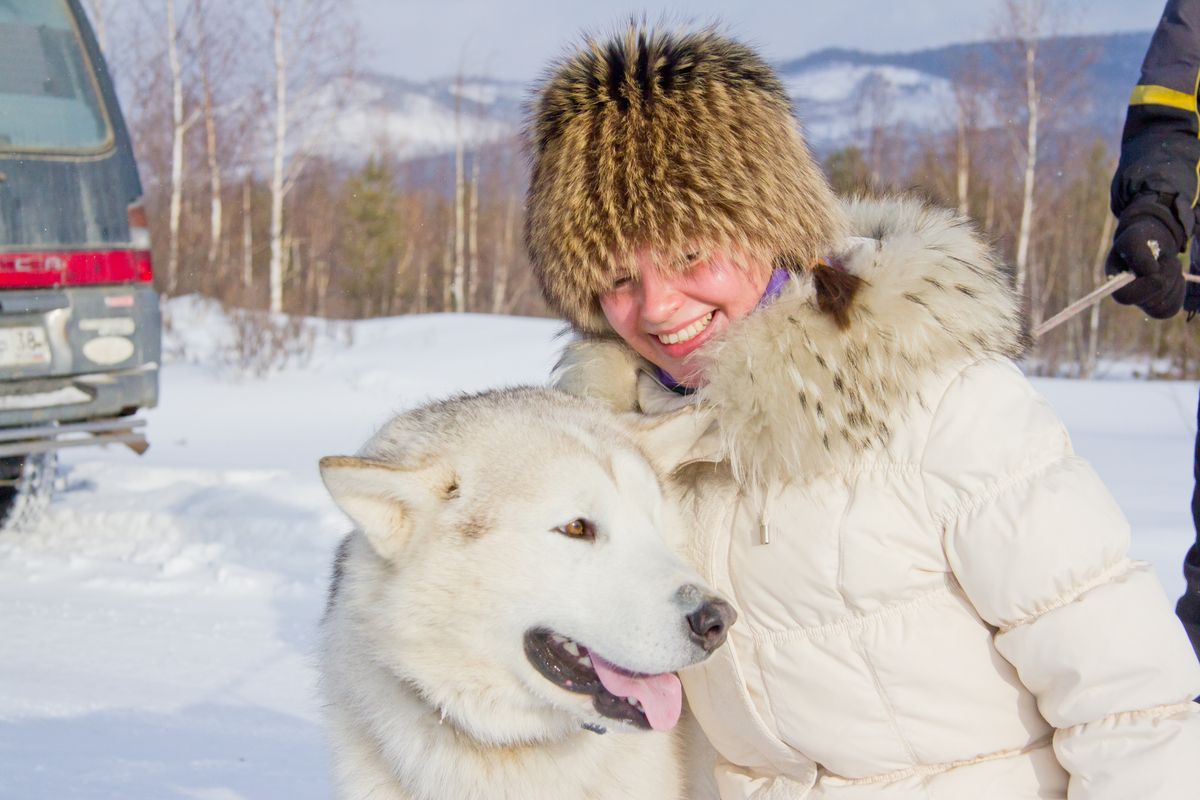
top-left (553, 197), bottom-right (1029, 489)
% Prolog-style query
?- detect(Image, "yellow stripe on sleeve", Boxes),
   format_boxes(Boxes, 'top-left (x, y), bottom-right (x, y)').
top-left (1130, 84), bottom-right (1199, 113)
top-left (1194, 70), bottom-right (1200, 208)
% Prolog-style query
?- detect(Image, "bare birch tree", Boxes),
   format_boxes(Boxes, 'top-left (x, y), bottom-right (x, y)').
top-left (266, 0), bottom-right (287, 312)
top-left (182, 0), bottom-right (226, 281)
top-left (950, 53), bottom-right (985, 219)
top-left (467, 155), bottom-right (480, 312)
top-left (492, 194), bottom-right (516, 314)
top-left (996, 0), bottom-right (1049, 301)
top-left (242, 177), bottom-right (254, 288)
top-left (993, 0), bottom-right (1092, 326)
top-left (165, 0), bottom-right (188, 295)
top-left (451, 70), bottom-right (467, 313)
top-left (261, 0), bottom-right (357, 313)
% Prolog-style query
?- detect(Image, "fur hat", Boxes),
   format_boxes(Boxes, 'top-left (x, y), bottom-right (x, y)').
top-left (524, 24), bottom-right (848, 333)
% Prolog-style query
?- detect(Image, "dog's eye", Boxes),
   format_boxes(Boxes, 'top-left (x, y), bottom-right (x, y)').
top-left (555, 518), bottom-right (595, 541)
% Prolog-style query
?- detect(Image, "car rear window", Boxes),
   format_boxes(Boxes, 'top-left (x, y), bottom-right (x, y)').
top-left (0, 0), bottom-right (112, 153)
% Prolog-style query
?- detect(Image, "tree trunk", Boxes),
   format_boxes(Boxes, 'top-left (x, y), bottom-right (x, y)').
top-left (416, 247), bottom-right (428, 314)
top-left (1084, 212), bottom-right (1116, 378)
top-left (268, 2), bottom-right (288, 313)
top-left (1014, 37), bottom-right (1039, 300)
top-left (392, 248), bottom-right (413, 315)
top-left (202, 78), bottom-right (222, 275)
top-left (242, 176), bottom-right (253, 289)
top-left (955, 110), bottom-right (970, 218)
top-left (452, 141), bottom-right (466, 312)
top-left (195, 0), bottom-right (222, 278)
top-left (166, 0), bottom-right (185, 296)
top-left (316, 259), bottom-right (330, 317)
top-left (288, 235), bottom-right (302, 314)
top-left (492, 195), bottom-right (515, 314)
top-left (443, 228), bottom-right (454, 312)
top-left (467, 155), bottom-right (480, 312)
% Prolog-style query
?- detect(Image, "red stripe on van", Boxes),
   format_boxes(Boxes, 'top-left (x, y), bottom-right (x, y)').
top-left (0, 250), bottom-right (154, 289)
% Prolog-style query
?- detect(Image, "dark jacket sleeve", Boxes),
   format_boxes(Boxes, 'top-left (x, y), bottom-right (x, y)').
top-left (1111, 0), bottom-right (1200, 243)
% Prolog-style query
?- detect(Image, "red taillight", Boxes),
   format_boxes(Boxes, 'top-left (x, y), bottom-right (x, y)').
top-left (0, 250), bottom-right (154, 289)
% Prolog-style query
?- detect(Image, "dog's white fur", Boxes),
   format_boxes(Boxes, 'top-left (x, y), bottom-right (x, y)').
top-left (318, 388), bottom-right (724, 800)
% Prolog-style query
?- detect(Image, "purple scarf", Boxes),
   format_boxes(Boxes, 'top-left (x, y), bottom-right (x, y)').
top-left (656, 268), bottom-right (792, 393)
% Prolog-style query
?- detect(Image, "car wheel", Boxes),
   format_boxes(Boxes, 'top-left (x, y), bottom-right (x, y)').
top-left (0, 451), bottom-right (57, 533)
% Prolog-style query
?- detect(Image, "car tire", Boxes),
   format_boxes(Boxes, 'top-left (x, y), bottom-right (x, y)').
top-left (0, 452), bottom-right (57, 533)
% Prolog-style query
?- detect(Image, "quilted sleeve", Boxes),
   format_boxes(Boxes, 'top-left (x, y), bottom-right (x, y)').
top-left (921, 357), bottom-right (1200, 799)
top-left (1111, 0), bottom-right (1200, 235)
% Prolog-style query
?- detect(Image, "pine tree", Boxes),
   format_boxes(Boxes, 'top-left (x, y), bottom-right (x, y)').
top-left (339, 157), bottom-right (404, 318)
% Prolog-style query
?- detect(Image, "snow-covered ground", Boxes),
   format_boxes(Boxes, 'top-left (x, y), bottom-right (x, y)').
top-left (0, 299), bottom-right (1196, 799)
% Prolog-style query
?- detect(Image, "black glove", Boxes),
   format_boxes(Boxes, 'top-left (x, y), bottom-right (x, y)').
top-left (1105, 201), bottom-right (1186, 319)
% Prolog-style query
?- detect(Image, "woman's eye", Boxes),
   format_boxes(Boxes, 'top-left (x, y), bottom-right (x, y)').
top-left (555, 518), bottom-right (595, 541)
top-left (611, 275), bottom-right (633, 289)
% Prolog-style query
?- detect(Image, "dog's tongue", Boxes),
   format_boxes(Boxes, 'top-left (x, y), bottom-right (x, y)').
top-left (589, 653), bottom-right (682, 731)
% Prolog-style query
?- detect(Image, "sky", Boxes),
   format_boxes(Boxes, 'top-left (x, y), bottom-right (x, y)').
top-left (353, 0), bottom-right (1168, 83)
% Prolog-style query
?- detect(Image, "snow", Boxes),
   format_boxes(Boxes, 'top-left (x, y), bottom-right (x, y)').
top-left (1, 298), bottom-right (1195, 798)
top-left (782, 61), bottom-right (959, 146)
top-left (448, 81), bottom-right (522, 106)
top-left (785, 63), bottom-right (942, 103)
top-left (315, 76), bottom-right (518, 162)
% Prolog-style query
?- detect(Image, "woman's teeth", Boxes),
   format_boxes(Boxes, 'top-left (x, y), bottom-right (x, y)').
top-left (656, 312), bottom-right (713, 345)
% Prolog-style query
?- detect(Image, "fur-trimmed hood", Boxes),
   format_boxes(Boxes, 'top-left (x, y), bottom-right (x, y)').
top-left (553, 196), bottom-right (1029, 490)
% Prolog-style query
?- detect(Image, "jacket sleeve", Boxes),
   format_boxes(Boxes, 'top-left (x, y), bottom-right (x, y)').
top-left (1111, 0), bottom-right (1200, 240)
top-left (921, 357), bottom-right (1200, 800)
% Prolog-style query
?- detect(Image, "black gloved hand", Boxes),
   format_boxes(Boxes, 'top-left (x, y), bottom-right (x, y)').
top-left (1105, 203), bottom-right (1186, 319)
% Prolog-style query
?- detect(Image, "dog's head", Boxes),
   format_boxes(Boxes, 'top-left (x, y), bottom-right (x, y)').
top-left (319, 388), bottom-right (734, 745)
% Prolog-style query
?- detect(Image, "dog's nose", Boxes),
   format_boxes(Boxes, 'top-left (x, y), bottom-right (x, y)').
top-left (686, 595), bottom-right (737, 652)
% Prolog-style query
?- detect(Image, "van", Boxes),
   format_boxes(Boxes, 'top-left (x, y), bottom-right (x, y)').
top-left (0, 0), bottom-right (160, 529)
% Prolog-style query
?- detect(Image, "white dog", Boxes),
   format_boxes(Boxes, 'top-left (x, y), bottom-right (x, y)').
top-left (318, 388), bottom-right (734, 800)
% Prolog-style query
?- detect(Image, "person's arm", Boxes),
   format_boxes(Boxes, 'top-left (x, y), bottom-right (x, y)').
top-left (1108, 0), bottom-right (1200, 317)
top-left (923, 358), bottom-right (1200, 799)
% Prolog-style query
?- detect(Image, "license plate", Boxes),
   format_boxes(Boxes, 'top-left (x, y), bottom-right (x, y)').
top-left (0, 326), bottom-right (51, 368)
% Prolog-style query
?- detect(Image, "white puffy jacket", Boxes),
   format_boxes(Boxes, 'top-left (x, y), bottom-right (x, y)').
top-left (553, 197), bottom-right (1200, 799)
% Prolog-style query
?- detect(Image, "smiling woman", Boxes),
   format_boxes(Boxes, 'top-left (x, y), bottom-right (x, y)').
top-left (534, 23), bottom-right (1200, 800)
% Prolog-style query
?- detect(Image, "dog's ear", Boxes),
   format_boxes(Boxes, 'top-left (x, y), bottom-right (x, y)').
top-left (319, 455), bottom-right (444, 561)
top-left (626, 407), bottom-right (715, 476)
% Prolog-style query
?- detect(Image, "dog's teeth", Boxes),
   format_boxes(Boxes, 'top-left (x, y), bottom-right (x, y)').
top-left (578, 655), bottom-right (592, 669)
top-left (551, 633), bottom-right (567, 644)
top-left (563, 641), bottom-right (579, 656)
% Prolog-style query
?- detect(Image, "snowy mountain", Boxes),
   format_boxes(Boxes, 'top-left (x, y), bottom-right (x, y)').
top-left (780, 31), bottom-right (1152, 149)
top-left (324, 72), bottom-right (527, 161)
top-left (324, 31), bottom-right (1152, 161)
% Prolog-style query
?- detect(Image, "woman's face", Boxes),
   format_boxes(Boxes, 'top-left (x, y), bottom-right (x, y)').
top-left (599, 248), bottom-right (772, 388)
